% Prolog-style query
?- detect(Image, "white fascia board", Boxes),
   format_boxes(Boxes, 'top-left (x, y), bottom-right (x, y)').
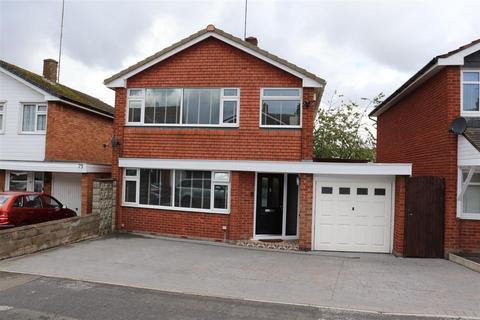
top-left (438, 43), bottom-right (480, 65)
top-left (0, 161), bottom-right (111, 173)
top-left (105, 33), bottom-right (323, 89)
top-left (118, 158), bottom-right (412, 176)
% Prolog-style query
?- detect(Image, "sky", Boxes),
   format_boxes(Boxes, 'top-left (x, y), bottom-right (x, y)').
top-left (1, 0), bottom-right (479, 108)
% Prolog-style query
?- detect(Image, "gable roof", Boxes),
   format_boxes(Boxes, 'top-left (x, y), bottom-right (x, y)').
top-left (0, 60), bottom-right (114, 117)
top-left (370, 38), bottom-right (480, 117)
top-left (104, 25), bottom-right (326, 88)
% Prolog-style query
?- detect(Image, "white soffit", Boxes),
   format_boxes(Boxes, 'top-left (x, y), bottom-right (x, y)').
top-left (118, 158), bottom-right (412, 176)
top-left (105, 33), bottom-right (323, 88)
top-left (0, 161), bottom-right (111, 173)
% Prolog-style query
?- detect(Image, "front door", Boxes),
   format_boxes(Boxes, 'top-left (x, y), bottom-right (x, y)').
top-left (255, 173), bottom-right (284, 235)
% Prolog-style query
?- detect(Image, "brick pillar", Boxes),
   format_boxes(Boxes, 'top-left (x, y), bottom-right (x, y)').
top-left (81, 173), bottom-right (95, 215)
top-left (228, 171), bottom-right (255, 241)
top-left (298, 174), bottom-right (313, 250)
top-left (393, 176), bottom-right (407, 256)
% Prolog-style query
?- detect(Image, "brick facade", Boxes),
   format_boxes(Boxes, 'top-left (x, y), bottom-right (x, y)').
top-left (298, 174), bottom-right (313, 250)
top-left (45, 101), bottom-right (113, 164)
top-left (377, 66), bottom-right (480, 254)
top-left (112, 37), bottom-right (319, 241)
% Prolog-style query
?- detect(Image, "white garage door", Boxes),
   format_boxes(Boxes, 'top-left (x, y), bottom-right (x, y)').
top-left (52, 173), bottom-right (82, 215)
top-left (314, 177), bottom-right (392, 253)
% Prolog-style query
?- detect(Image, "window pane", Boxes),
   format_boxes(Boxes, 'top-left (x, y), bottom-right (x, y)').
top-left (9, 171), bottom-right (28, 191)
top-left (139, 169), bottom-right (172, 206)
top-left (37, 114), bottom-right (46, 131)
top-left (321, 187), bottom-right (333, 194)
top-left (223, 101), bottom-right (237, 124)
top-left (129, 89), bottom-right (143, 97)
top-left (145, 89), bottom-right (182, 124)
top-left (214, 185), bottom-right (228, 209)
top-left (262, 100), bottom-right (300, 126)
top-left (223, 89), bottom-right (238, 96)
top-left (374, 188), bottom-right (386, 196)
top-left (125, 169), bottom-right (137, 176)
top-left (37, 105), bottom-right (47, 112)
top-left (183, 89), bottom-right (220, 124)
top-left (175, 170), bottom-right (211, 209)
top-left (464, 185), bottom-right (480, 213)
top-left (165, 89), bottom-right (182, 123)
top-left (463, 72), bottom-right (480, 82)
top-left (213, 172), bottom-right (229, 181)
top-left (43, 196), bottom-right (61, 208)
top-left (357, 188), bottom-right (368, 195)
top-left (22, 105), bottom-right (36, 131)
top-left (0, 114), bottom-right (3, 131)
top-left (128, 100), bottom-right (142, 122)
top-left (261, 177), bottom-right (268, 207)
top-left (339, 187), bottom-right (350, 195)
top-left (263, 89), bottom-right (300, 97)
top-left (34, 172), bottom-right (44, 192)
top-left (463, 84), bottom-right (479, 111)
top-left (25, 195), bottom-right (42, 208)
top-left (125, 181), bottom-right (137, 203)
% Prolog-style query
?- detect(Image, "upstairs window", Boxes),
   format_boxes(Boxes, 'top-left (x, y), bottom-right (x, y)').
top-left (260, 88), bottom-right (302, 127)
top-left (126, 88), bottom-right (239, 127)
top-left (462, 71), bottom-right (480, 113)
top-left (0, 104), bottom-right (4, 133)
top-left (21, 104), bottom-right (47, 133)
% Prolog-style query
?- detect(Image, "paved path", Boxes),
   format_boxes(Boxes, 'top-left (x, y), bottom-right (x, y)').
top-left (0, 272), bottom-right (467, 320)
top-left (0, 234), bottom-right (479, 318)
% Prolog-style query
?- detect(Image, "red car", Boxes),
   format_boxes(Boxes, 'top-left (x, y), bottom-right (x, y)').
top-left (0, 192), bottom-right (76, 228)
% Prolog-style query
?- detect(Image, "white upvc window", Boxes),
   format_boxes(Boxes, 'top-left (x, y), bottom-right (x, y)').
top-left (461, 70), bottom-right (480, 115)
top-left (122, 168), bottom-right (230, 214)
top-left (126, 88), bottom-right (240, 127)
top-left (457, 167), bottom-right (480, 220)
top-left (0, 103), bottom-right (5, 134)
top-left (260, 88), bottom-right (302, 128)
top-left (21, 103), bottom-right (47, 133)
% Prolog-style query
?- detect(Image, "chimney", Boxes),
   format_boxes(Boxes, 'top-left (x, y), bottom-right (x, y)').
top-left (43, 59), bottom-right (58, 82)
top-left (245, 36), bottom-right (258, 46)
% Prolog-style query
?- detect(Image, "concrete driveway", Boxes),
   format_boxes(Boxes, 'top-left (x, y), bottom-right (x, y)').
top-left (0, 233), bottom-right (479, 319)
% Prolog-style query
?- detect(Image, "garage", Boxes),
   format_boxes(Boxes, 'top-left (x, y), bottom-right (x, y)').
top-left (313, 176), bottom-right (393, 253)
top-left (52, 172), bottom-right (82, 216)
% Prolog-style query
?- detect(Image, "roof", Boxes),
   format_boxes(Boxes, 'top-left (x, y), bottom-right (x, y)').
top-left (0, 60), bottom-right (114, 117)
top-left (104, 25), bottom-right (326, 88)
top-left (464, 118), bottom-right (480, 152)
top-left (370, 38), bottom-right (480, 117)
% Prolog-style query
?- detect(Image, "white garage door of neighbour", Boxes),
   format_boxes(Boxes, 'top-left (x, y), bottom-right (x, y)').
top-left (52, 173), bottom-right (82, 215)
top-left (314, 178), bottom-right (392, 253)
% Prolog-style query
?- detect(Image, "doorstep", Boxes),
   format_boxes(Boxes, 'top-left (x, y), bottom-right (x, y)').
top-left (449, 253), bottom-right (480, 273)
top-left (235, 239), bottom-right (299, 251)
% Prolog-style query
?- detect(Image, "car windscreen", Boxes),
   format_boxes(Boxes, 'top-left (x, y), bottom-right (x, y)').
top-left (0, 195), bottom-right (10, 207)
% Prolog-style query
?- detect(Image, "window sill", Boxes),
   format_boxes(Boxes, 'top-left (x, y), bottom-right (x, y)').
top-left (461, 111), bottom-right (480, 117)
top-left (259, 125), bottom-right (302, 129)
top-left (18, 132), bottom-right (46, 135)
top-left (458, 213), bottom-right (480, 220)
top-left (124, 124), bottom-right (239, 129)
top-left (122, 203), bottom-right (230, 215)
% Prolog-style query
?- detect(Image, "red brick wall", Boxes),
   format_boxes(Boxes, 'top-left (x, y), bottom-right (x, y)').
top-left (111, 37), bottom-right (320, 240)
top-left (45, 101), bottom-right (113, 164)
top-left (377, 66), bottom-right (480, 253)
top-left (298, 174), bottom-right (313, 250)
top-left (0, 170), bottom-right (5, 192)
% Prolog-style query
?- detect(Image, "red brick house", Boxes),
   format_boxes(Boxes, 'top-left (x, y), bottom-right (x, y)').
top-left (0, 59), bottom-right (113, 215)
top-left (371, 39), bottom-right (480, 254)
top-left (106, 25), bottom-right (410, 252)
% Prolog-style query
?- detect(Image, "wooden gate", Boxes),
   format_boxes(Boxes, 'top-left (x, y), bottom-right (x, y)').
top-left (405, 176), bottom-right (445, 258)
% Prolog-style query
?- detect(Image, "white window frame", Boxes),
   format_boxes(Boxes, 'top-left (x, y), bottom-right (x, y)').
top-left (457, 167), bottom-right (480, 220)
top-left (259, 88), bottom-right (303, 128)
top-left (0, 102), bottom-right (5, 134)
top-left (20, 103), bottom-right (48, 134)
top-left (460, 69), bottom-right (480, 116)
top-left (5, 170), bottom-right (45, 192)
top-left (125, 88), bottom-right (240, 128)
top-left (122, 168), bottom-right (231, 214)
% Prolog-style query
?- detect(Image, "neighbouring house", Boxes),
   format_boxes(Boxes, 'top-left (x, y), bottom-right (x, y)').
top-left (371, 39), bottom-right (480, 255)
top-left (0, 59), bottom-right (113, 215)
top-left (105, 25), bottom-right (410, 252)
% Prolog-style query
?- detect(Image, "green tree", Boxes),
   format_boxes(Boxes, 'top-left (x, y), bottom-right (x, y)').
top-left (313, 92), bottom-right (384, 161)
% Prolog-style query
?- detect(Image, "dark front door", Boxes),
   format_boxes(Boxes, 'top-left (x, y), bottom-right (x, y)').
top-left (256, 173), bottom-right (284, 235)
top-left (405, 176), bottom-right (445, 258)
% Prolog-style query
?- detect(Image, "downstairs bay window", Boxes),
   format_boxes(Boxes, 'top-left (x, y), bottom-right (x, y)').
top-left (123, 169), bottom-right (230, 214)
top-left (458, 168), bottom-right (480, 219)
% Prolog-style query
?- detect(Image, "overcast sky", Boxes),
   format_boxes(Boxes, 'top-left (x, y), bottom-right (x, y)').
top-left (1, 0), bottom-right (479, 107)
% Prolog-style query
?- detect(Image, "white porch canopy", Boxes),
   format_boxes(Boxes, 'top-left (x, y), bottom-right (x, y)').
top-left (118, 158), bottom-right (412, 176)
top-left (0, 160), bottom-right (111, 173)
